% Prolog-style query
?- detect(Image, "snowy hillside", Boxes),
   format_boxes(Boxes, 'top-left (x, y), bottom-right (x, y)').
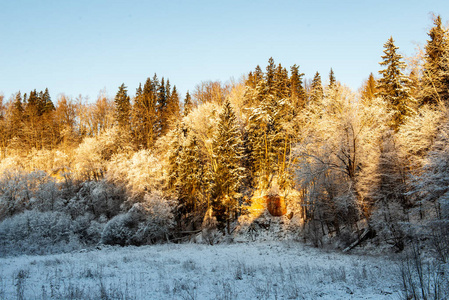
top-left (0, 242), bottom-right (401, 299)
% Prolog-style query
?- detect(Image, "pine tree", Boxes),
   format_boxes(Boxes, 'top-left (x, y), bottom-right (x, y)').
top-left (114, 83), bottom-right (131, 130)
top-left (42, 88), bottom-right (54, 113)
top-left (421, 15), bottom-right (449, 106)
top-left (328, 68), bottom-right (336, 90)
top-left (167, 123), bottom-right (186, 190)
top-left (165, 79), bottom-right (171, 102)
top-left (254, 65), bottom-right (263, 82)
top-left (290, 64), bottom-right (306, 111)
top-left (167, 85), bottom-right (180, 122)
top-left (309, 72), bottom-right (324, 103)
top-left (377, 37), bottom-right (413, 129)
top-left (133, 78), bottom-right (157, 148)
top-left (265, 57), bottom-right (276, 96)
top-left (22, 90), bottom-right (41, 149)
top-left (211, 100), bottom-right (245, 233)
top-left (361, 73), bottom-right (377, 102)
top-left (247, 89), bottom-right (286, 189)
top-left (178, 132), bottom-right (206, 216)
top-left (26, 90), bottom-right (39, 115)
top-left (183, 91), bottom-right (193, 116)
top-left (274, 63), bottom-right (289, 99)
top-left (156, 77), bottom-right (168, 137)
top-left (133, 83), bottom-right (145, 147)
top-left (11, 92), bottom-right (24, 139)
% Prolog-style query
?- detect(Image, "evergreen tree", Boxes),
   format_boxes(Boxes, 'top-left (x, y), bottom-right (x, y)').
top-left (265, 57), bottom-right (276, 96)
top-left (254, 65), bottom-right (263, 82)
top-left (42, 88), bottom-right (54, 113)
top-left (114, 83), bottom-right (131, 130)
top-left (211, 100), bottom-right (245, 233)
top-left (133, 78), bottom-right (157, 148)
top-left (421, 15), bottom-right (449, 106)
top-left (22, 90), bottom-right (41, 149)
top-left (290, 64), bottom-right (306, 111)
top-left (361, 73), bottom-right (377, 102)
top-left (309, 72), bottom-right (324, 103)
top-left (247, 89), bottom-right (286, 189)
top-left (11, 92), bottom-right (24, 137)
top-left (26, 90), bottom-right (39, 114)
top-left (167, 124), bottom-right (186, 190)
top-left (377, 37), bottom-right (413, 129)
top-left (156, 77), bottom-right (168, 137)
top-left (183, 91), bottom-right (193, 116)
top-left (165, 79), bottom-right (171, 102)
top-left (178, 132), bottom-right (206, 216)
top-left (328, 68), bottom-right (336, 90)
top-left (167, 85), bottom-right (180, 122)
top-left (274, 63), bottom-right (289, 99)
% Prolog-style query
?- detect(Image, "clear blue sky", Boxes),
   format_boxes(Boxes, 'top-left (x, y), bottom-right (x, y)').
top-left (1, 0), bottom-right (448, 102)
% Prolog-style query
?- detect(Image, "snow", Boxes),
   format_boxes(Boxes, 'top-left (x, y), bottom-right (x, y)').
top-left (0, 242), bottom-right (402, 299)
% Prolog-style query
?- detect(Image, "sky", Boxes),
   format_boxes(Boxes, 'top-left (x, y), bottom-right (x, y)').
top-left (1, 0), bottom-right (448, 103)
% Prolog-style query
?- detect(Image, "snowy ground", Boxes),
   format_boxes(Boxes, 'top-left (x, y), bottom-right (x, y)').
top-left (0, 242), bottom-right (402, 299)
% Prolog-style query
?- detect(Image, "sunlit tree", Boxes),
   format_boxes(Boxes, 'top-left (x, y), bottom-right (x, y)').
top-left (211, 100), bottom-right (245, 233)
top-left (377, 37), bottom-right (414, 130)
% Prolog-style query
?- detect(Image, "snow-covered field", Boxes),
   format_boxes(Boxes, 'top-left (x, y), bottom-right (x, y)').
top-left (0, 242), bottom-right (401, 299)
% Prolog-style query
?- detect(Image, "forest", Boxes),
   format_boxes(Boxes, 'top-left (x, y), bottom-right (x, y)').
top-left (0, 15), bottom-right (448, 268)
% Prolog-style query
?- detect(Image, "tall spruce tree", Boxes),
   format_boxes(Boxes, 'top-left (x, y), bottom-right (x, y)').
top-left (211, 100), bottom-right (245, 233)
top-left (156, 77), bottom-right (168, 137)
top-left (42, 88), bottom-right (54, 113)
top-left (10, 92), bottom-right (24, 140)
top-left (377, 37), bottom-right (413, 129)
top-left (274, 63), bottom-right (289, 99)
top-left (310, 72), bottom-right (324, 103)
top-left (290, 64), bottom-right (306, 111)
top-left (168, 123), bottom-right (186, 190)
top-left (254, 65), bottom-right (263, 81)
top-left (114, 83), bottom-right (131, 130)
top-left (421, 15), bottom-right (449, 106)
top-left (247, 88), bottom-right (286, 189)
top-left (133, 82), bottom-right (154, 148)
top-left (167, 85), bottom-right (180, 122)
top-left (265, 57), bottom-right (276, 96)
top-left (361, 73), bottom-right (377, 102)
top-left (23, 89), bottom-right (43, 149)
top-left (183, 91), bottom-right (193, 116)
top-left (178, 132), bottom-right (206, 216)
top-left (328, 68), bottom-right (336, 90)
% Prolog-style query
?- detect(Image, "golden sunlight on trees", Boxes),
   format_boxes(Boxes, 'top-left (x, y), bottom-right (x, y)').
top-left (1, 16), bottom-right (449, 262)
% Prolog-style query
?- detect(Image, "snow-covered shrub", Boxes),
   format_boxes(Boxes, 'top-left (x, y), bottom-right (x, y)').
top-left (107, 150), bottom-right (164, 201)
top-left (100, 209), bottom-right (143, 246)
top-left (66, 180), bottom-right (126, 220)
top-left (100, 192), bottom-right (174, 246)
top-left (0, 170), bottom-right (57, 219)
top-left (134, 192), bottom-right (175, 243)
top-left (71, 213), bottom-right (105, 245)
top-left (31, 178), bottom-right (62, 212)
top-left (0, 210), bottom-right (81, 256)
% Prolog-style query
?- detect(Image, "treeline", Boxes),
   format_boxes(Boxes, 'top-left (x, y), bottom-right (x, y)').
top-left (0, 74), bottom-right (182, 155)
top-left (0, 16), bottom-right (448, 259)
